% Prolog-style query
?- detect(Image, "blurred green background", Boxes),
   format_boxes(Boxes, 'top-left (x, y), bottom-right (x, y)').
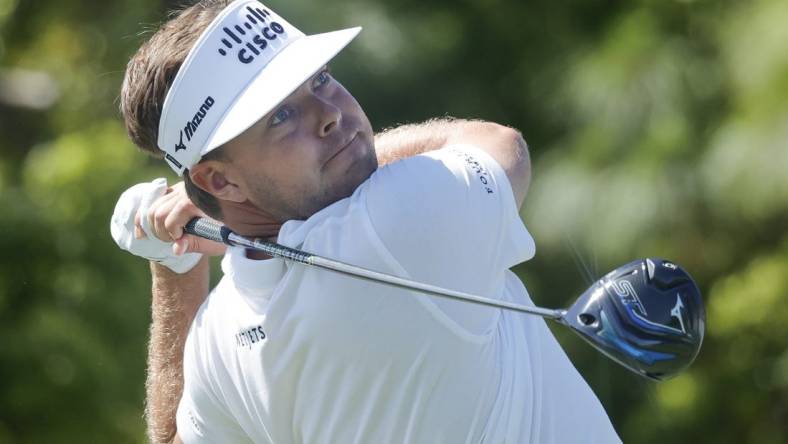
top-left (1, 0), bottom-right (786, 442)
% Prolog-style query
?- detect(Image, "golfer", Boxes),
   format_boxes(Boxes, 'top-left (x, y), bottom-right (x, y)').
top-left (111, 0), bottom-right (621, 442)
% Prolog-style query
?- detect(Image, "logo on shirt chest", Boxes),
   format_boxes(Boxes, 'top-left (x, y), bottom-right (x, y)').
top-left (235, 324), bottom-right (266, 350)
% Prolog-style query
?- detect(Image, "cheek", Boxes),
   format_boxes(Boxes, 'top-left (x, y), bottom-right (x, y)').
top-left (279, 134), bottom-right (321, 164)
top-left (265, 138), bottom-right (323, 185)
top-left (330, 82), bottom-right (360, 111)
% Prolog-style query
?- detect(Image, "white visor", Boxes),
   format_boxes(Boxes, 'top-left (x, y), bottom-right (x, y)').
top-left (157, 0), bottom-right (361, 175)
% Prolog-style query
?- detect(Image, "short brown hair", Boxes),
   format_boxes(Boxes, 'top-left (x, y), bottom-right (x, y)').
top-left (119, 0), bottom-right (232, 219)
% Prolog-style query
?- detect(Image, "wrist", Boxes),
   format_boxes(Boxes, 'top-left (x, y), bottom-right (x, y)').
top-left (150, 256), bottom-right (210, 316)
top-left (111, 178), bottom-right (203, 274)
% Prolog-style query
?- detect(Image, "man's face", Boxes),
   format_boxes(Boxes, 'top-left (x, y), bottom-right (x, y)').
top-left (218, 66), bottom-right (377, 221)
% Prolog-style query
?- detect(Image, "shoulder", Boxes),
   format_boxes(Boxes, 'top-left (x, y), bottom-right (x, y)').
top-left (362, 143), bottom-right (520, 241)
top-left (367, 143), bottom-right (514, 202)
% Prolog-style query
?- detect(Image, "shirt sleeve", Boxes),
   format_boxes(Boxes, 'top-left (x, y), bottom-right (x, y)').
top-left (177, 391), bottom-right (250, 444)
top-left (176, 312), bottom-right (251, 444)
top-left (364, 144), bottom-right (535, 335)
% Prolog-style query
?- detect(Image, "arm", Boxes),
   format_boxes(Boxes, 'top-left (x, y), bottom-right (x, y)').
top-left (374, 117), bottom-right (531, 207)
top-left (114, 182), bottom-right (221, 443)
top-left (146, 258), bottom-right (209, 444)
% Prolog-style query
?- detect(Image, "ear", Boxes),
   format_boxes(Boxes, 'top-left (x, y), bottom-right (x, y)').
top-left (189, 160), bottom-right (247, 203)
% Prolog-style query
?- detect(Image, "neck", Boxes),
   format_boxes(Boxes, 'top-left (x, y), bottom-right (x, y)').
top-left (245, 247), bottom-right (274, 260)
top-left (220, 200), bottom-right (284, 239)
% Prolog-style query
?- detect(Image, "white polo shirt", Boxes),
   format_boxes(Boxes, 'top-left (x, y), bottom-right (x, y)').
top-left (176, 145), bottom-right (621, 443)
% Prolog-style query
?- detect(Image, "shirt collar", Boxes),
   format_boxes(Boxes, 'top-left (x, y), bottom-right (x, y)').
top-left (221, 245), bottom-right (286, 297)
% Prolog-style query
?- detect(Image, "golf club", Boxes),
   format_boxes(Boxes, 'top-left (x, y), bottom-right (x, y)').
top-left (185, 217), bottom-right (705, 381)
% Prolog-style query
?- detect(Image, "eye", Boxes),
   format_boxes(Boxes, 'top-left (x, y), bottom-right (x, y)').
top-left (270, 106), bottom-right (293, 126)
top-left (312, 67), bottom-right (332, 89)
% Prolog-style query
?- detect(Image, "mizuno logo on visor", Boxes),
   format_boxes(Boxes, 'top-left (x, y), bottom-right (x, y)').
top-left (175, 96), bottom-right (216, 152)
top-left (175, 132), bottom-right (186, 152)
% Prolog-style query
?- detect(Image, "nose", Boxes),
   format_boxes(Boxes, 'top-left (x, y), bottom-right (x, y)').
top-left (315, 96), bottom-right (341, 137)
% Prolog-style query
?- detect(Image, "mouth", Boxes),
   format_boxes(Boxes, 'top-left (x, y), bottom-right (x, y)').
top-left (324, 132), bottom-right (358, 166)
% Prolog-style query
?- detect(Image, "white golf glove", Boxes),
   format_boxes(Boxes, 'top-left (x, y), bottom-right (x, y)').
top-left (110, 178), bottom-right (202, 273)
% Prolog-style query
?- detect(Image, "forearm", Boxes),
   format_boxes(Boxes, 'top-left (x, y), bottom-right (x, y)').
top-left (374, 116), bottom-right (531, 206)
top-left (374, 116), bottom-right (488, 166)
top-left (145, 257), bottom-right (210, 444)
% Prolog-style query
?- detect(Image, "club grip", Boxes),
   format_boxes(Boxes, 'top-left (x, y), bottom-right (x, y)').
top-left (184, 217), bottom-right (232, 245)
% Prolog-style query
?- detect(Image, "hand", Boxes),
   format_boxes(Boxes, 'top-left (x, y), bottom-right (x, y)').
top-left (135, 181), bottom-right (227, 257)
top-left (110, 178), bottom-right (225, 273)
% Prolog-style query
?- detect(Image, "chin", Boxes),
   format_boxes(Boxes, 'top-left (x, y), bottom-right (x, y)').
top-left (304, 147), bottom-right (378, 218)
top-left (346, 142), bottom-right (378, 191)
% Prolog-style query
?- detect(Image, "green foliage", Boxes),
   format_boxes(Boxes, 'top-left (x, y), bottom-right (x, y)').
top-left (0, 121), bottom-right (160, 442)
top-left (1, 0), bottom-right (786, 442)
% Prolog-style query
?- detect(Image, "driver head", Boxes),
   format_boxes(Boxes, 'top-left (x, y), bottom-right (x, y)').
top-left (562, 258), bottom-right (705, 381)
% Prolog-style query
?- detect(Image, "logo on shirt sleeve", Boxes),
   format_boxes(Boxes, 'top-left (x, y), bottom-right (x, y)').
top-left (450, 149), bottom-right (495, 195)
top-left (187, 408), bottom-right (203, 435)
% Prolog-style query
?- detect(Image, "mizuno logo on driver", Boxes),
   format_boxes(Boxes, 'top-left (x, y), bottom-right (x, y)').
top-left (670, 295), bottom-right (686, 333)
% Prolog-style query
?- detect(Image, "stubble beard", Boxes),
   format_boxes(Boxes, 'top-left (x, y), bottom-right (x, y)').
top-left (250, 146), bottom-right (379, 222)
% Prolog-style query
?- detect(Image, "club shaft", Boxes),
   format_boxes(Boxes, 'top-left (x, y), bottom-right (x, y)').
top-left (185, 218), bottom-right (565, 320)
